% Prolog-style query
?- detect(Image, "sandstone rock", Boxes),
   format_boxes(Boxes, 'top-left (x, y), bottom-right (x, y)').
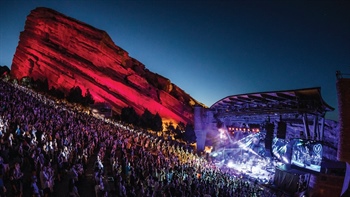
top-left (11, 7), bottom-right (205, 124)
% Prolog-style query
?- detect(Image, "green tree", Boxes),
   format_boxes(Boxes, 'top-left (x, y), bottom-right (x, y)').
top-left (20, 77), bottom-right (32, 87)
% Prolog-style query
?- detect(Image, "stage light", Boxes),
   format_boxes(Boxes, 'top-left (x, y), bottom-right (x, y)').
top-left (282, 156), bottom-right (289, 163)
top-left (227, 160), bottom-right (235, 168)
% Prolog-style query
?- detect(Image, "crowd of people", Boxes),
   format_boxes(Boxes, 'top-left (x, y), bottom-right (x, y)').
top-left (0, 79), bottom-right (274, 197)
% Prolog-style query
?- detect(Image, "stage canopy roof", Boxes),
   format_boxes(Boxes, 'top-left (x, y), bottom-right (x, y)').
top-left (210, 87), bottom-right (334, 119)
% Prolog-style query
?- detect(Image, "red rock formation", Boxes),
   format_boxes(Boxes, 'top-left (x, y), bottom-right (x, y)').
top-left (11, 7), bottom-right (204, 124)
top-left (336, 77), bottom-right (350, 164)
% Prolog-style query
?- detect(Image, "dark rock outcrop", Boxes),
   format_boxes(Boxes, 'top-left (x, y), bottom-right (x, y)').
top-left (11, 7), bottom-right (204, 124)
top-left (0, 66), bottom-right (10, 76)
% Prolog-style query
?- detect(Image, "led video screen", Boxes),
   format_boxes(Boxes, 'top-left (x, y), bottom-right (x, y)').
top-left (291, 139), bottom-right (322, 172)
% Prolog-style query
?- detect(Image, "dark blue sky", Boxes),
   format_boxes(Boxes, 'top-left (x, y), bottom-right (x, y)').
top-left (1, 0), bottom-right (349, 120)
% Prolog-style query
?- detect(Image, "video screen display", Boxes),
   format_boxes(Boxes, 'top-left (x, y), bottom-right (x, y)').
top-left (272, 138), bottom-right (291, 164)
top-left (291, 139), bottom-right (323, 172)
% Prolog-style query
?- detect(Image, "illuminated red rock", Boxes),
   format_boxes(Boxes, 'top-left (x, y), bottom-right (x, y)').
top-left (11, 7), bottom-right (204, 124)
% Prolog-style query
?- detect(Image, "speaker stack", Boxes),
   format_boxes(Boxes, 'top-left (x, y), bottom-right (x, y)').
top-left (277, 121), bottom-right (287, 139)
top-left (265, 123), bottom-right (274, 156)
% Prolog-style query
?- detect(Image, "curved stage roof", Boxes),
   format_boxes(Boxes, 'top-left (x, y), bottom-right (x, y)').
top-left (210, 87), bottom-right (334, 119)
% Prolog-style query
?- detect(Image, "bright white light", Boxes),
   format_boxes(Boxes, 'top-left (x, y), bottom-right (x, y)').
top-left (218, 128), bottom-right (228, 140)
top-left (219, 132), bottom-right (224, 139)
top-left (282, 156), bottom-right (289, 163)
top-left (227, 160), bottom-right (235, 168)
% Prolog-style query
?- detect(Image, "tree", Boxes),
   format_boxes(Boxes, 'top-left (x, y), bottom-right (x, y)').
top-left (33, 78), bottom-right (49, 93)
top-left (174, 126), bottom-right (182, 139)
top-left (67, 86), bottom-right (83, 104)
top-left (83, 89), bottom-right (95, 106)
top-left (48, 87), bottom-right (65, 99)
top-left (140, 108), bottom-right (153, 129)
top-left (152, 113), bottom-right (163, 132)
top-left (0, 65), bottom-right (10, 77)
top-left (177, 122), bottom-right (185, 131)
top-left (165, 122), bottom-right (175, 135)
top-left (174, 122), bottom-right (185, 139)
top-left (121, 106), bottom-right (139, 126)
top-left (20, 77), bottom-right (32, 87)
top-left (121, 107), bottom-right (128, 123)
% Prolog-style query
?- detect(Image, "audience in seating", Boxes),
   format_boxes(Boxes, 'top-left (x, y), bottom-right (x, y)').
top-left (0, 80), bottom-right (272, 197)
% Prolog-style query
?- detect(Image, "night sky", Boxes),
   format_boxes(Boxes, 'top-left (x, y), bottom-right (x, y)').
top-left (1, 0), bottom-right (349, 121)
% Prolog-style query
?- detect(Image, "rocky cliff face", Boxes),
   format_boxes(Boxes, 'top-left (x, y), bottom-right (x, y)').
top-left (11, 7), bottom-right (203, 124)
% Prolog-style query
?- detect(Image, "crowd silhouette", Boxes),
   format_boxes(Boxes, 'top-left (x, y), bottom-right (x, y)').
top-left (0, 79), bottom-right (274, 197)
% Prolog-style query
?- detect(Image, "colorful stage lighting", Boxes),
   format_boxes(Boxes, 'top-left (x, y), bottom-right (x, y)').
top-left (227, 160), bottom-right (235, 168)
